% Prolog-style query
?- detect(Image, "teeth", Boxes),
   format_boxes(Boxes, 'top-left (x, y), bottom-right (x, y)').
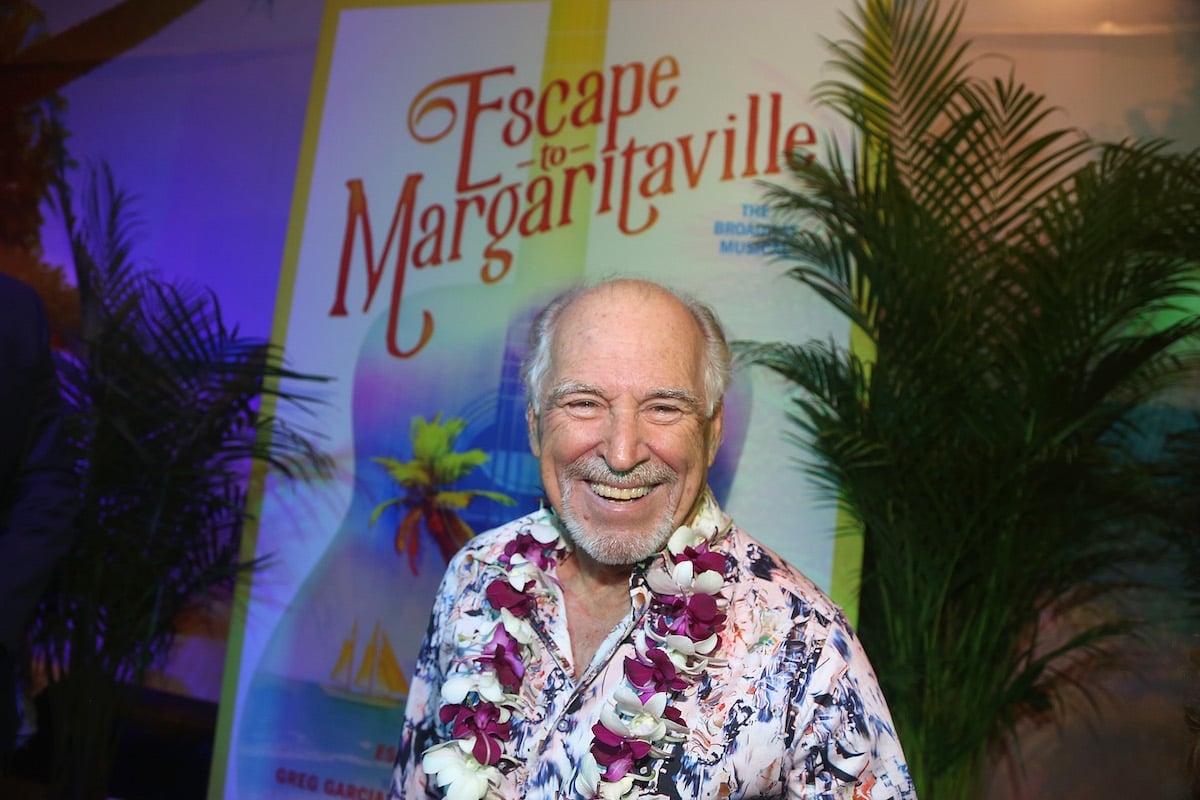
top-left (590, 483), bottom-right (651, 500)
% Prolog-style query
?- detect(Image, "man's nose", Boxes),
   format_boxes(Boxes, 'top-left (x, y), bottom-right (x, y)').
top-left (599, 408), bottom-right (648, 473)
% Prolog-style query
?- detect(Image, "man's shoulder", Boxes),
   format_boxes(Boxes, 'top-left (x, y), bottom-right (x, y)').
top-left (720, 522), bottom-right (845, 626)
top-left (448, 507), bottom-right (558, 567)
top-left (0, 274), bottom-right (48, 354)
top-left (0, 273), bottom-right (38, 304)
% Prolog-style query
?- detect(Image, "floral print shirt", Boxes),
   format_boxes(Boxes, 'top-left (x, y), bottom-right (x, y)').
top-left (390, 497), bottom-right (915, 799)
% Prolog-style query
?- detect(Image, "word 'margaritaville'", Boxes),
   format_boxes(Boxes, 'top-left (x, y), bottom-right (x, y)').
top-left (329, 56), bottom-right (817, 358)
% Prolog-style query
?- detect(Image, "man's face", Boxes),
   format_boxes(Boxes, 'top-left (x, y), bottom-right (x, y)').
top-left (527, 283), bottom-right (723, 566)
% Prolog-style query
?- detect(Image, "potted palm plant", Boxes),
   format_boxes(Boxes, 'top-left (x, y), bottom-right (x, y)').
top-left (27, 162), bottom-right (331, 799)
top-left (741, 0), bottom-right (1200, 796)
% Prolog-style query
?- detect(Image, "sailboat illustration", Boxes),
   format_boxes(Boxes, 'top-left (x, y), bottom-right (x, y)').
top-left (320, 619), bottom-right (409, 707)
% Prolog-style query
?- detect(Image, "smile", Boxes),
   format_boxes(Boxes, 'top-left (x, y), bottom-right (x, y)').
top-left (589, 483), bottom-right (652, 501)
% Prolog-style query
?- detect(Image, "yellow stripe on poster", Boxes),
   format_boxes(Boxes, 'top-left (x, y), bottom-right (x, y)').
top-left (207, 0), bottom-right (348, 792)
top-left (516, 0), bottom-right (610, 296)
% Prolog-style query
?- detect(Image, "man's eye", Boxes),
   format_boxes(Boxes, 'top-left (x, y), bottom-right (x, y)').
top-left (564, 399), bottom-right (601, 414)
top-left (648, 405), bottom-right (684, 419)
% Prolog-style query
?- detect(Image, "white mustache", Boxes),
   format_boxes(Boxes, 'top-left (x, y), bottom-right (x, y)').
top-left (563, 458), bottom-right (676, 486)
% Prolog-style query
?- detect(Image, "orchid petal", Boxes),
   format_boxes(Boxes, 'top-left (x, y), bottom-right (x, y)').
top-left (692, 569), bottom-right (724, 595)
top-left (663, 633), bottom-right (697, 654)
top-left (474, 671), bottom-right (504, 702)
top-left (499, 607), bottom-right (536, 645)
top-left (599, 704), bottom-right (630, 737)
top-left (421, 741), bottom-right (499, 800)
top-left (672, 560), bottom-right (696, 586)
top-left (506, 560), bottom-right (538, 589)
top-left (441, 674), bottom-right (474, 704)
top-left (641, 692), bottom-right (668, 717)
top-left (576, 752), bottom-right (602, 797)
top-left (666, 524), bottom-right (699, 554)
top-left (597, 773), bottom-right (639, 800)
top-left (613, 685), bottom-right (645, 712)
top-left (643, 566), bottom-right (678, 596)
top-left (530, 521), bottom-right (562, 544)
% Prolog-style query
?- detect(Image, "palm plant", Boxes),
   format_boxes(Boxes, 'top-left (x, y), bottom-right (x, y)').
top-left (1, 2), bottom-right (70, 253)
top-left (29, 162), bottom-right (330, 799)
top-left (370, 413), bottom-right (515, 574)
top-left (740, 0), bottom-right (1200, 796)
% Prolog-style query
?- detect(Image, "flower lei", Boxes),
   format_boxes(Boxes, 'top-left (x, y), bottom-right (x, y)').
top-left (420, 503), bottom-right (730, 800)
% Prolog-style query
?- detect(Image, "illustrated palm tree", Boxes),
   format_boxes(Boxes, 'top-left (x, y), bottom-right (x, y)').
top-left (371, 414), bottom-right (515, 574)
top-left (30, 162), bottom-right (330, 799)
top-left (741, 0), bottom-right (1200, 796)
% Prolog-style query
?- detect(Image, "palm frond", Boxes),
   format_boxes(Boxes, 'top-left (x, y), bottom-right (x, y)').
top-left (31, 161), bottom-right (331, 793)
top-left (740, 1), bottom-right (1200, 796)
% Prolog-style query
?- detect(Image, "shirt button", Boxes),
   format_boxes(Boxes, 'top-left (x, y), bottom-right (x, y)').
top-left (556, 718), bottom-right (570, 732)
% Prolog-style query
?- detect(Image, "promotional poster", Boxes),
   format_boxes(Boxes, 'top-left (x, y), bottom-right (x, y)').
top-left (213, 1), bottom-right (851, 796)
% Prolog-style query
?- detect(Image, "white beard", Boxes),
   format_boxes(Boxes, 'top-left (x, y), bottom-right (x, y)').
top-left (556, 459), bottom-right (678, 566)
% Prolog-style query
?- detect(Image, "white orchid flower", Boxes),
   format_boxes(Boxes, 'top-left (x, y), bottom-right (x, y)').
top-left (597, 773), bottom-right (640, 800)
top-left (645, 557), bottom-right (724, 598)
top-left (529, 521), bottom-right (562, 545)
top-left (422, 740), bottom-right (501, 800)
top-left (677, 561), bottom-right (724, 595)
top-left (689, 500), bottom-right (724, 540)
top-left (655, 633), bottom-right (714, 678)
top-left (575, 752), bottom-right (603, 798)
top-left (665, 524), bottom-right (702, 555)
top-left (600, 687), bottom-right (671, 743)
top-left (575, 753), bottom-right (641, 800)
top-left (643, 562), bottom-right (676, 596)
top-left (499, 606), bottom-right (536, 645)
top-left (504, 556), bottom-right (541, 590)
top-left (691, 632), bottom-right (720, 656)
top-left (619, 685), bottom-right (687, 739)
top-left (442, 668), bottom-right (504, 704)
top-left (455, 615), bottom-right (500, 651)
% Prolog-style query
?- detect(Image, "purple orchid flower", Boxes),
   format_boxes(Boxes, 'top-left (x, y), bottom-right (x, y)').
top-left (486, 577), bottom-right (536, 617)
top-left (440, 701), bottom-right (512, 766)
top-left (673, 540), bottom-right (728, 577)
top-left (499, 531), bottom-right (558, 571)
top-left (590, 722), bottom-right (652, 781)
top-left (624, 647), bottom-right (687, 701)
top-left (654, 592), bottom-right (727, 641)
top-left (479, 624), bottom-right (526, 692)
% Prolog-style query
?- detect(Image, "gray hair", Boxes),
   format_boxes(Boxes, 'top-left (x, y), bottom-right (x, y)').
top-left (521, 280), bottom-right (732, 418)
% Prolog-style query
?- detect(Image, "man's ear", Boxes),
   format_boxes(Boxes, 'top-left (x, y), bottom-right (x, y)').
top-left (706, 403), bottom-right (724, 468)
top-left (527, 405), bottom-right (542, 457)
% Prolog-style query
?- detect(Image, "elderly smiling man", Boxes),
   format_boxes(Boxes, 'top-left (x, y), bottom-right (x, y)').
top-left (390, 279), bottom-right (914, 800)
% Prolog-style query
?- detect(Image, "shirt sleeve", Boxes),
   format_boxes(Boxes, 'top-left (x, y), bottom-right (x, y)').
top-left (389, 552), bottom-right (469, 799)
top-left (787, 614), bottom-right (916, 800)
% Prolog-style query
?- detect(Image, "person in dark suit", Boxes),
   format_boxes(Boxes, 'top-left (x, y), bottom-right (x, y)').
top-left (0, 273), bottom-right (77, 770)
